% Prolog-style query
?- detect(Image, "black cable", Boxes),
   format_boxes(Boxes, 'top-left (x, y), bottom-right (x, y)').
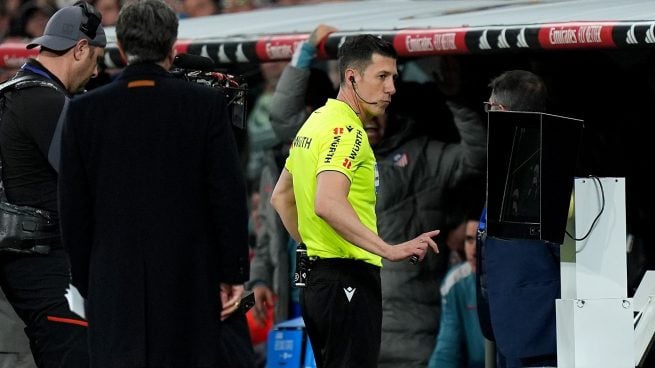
top-left (565, 176), bottom-right (605, 241)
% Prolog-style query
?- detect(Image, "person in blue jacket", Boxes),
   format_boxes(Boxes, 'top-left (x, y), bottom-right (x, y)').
top-left (429, 218), bottom-right (484, 368)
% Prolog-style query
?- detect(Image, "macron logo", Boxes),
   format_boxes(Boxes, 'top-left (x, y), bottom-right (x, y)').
top-left (344, 287), bottom-right (356, 302)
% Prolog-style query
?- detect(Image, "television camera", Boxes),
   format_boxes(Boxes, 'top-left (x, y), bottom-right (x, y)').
top-left (170, 54), bottom-right (248, 129)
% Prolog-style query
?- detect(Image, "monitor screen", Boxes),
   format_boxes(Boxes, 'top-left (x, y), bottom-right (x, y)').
top-left (500, 125), bottom-right (541, 224)
top-left (486, 111), bottom-right (583, 243)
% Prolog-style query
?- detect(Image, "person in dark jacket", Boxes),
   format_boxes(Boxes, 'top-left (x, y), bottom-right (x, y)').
top-left (477, 70), bottom-right (558, 368)
top-left (58, 0), bottom-right (250, 367)
top-left (0, 2), bottom-right (106, 367)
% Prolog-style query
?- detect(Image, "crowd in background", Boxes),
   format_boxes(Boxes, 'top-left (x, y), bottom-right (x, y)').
top-left (0, 0), bottom-right (336, 47)
top-left (0, 0), bottom-right (345, 82)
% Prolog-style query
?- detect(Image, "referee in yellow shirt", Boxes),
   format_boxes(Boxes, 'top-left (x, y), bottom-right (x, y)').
top-left (271, 35), bottom-right (440, 368)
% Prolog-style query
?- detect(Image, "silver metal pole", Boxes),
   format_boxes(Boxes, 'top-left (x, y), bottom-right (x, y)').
top-left (485, 338), bottom-right (496, 368)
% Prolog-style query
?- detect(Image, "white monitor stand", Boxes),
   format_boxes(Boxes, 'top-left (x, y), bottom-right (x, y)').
top-left (557, 177), bottom-right (655, 367)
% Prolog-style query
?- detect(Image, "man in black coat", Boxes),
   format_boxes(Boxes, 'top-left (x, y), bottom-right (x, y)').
top-left (58, 0), bottom-right (250, 367)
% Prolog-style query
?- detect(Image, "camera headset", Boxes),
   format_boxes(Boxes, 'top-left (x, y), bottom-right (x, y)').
top-left (75, 1), bottom-right (102, 39)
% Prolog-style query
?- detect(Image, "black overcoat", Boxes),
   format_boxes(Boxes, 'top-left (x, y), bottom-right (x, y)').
top-left (58, 63), bottom-right (249, 368)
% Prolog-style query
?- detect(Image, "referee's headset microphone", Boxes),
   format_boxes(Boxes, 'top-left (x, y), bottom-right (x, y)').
top-left (350, 76), bottom-right (378, 105)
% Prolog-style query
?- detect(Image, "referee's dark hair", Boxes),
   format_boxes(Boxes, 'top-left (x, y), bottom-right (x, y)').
top-left (338, 34), bottom-right (397, 86)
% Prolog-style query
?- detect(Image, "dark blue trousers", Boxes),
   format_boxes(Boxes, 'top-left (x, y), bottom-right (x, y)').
top-left (478, 236), bottom-right (560, 367)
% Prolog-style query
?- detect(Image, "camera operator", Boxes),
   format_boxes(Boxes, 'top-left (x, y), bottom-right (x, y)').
top-left (57, 0), bottom-right (250, 366)
top-left (0, 2), bottom-right (106, 366)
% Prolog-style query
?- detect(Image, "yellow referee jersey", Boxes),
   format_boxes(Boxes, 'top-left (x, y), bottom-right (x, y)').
top-left (285, 99), bottom-right (381, 267)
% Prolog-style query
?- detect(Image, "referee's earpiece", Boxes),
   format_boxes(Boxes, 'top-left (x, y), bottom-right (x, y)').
top-left (349, 76), bottom-right (355, 85)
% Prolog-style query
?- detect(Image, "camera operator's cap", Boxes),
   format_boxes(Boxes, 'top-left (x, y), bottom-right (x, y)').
top-left (26, 3), bottom-right (107, 51)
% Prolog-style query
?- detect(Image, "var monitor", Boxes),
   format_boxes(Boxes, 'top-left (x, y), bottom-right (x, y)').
top-left (486, 111), bottom-right (583, 244)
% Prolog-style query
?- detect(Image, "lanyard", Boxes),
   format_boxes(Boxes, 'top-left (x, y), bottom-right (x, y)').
top-left (20, 63), bottom-right (53, 81)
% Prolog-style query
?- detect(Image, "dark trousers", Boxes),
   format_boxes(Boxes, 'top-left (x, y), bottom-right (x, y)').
top-left (300, 258), bottom-right (381, 368)
top-left (483, 237), bottom-right (559, 366)
top-left (0, 249), bottom-right (89, 368)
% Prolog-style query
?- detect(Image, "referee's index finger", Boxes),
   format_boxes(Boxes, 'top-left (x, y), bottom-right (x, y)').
top-left (424, 229), bottom-right (440, 238)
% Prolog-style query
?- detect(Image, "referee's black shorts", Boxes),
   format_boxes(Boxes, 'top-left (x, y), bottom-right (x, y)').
top-left (300, 257), bottom-right (381, 368)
